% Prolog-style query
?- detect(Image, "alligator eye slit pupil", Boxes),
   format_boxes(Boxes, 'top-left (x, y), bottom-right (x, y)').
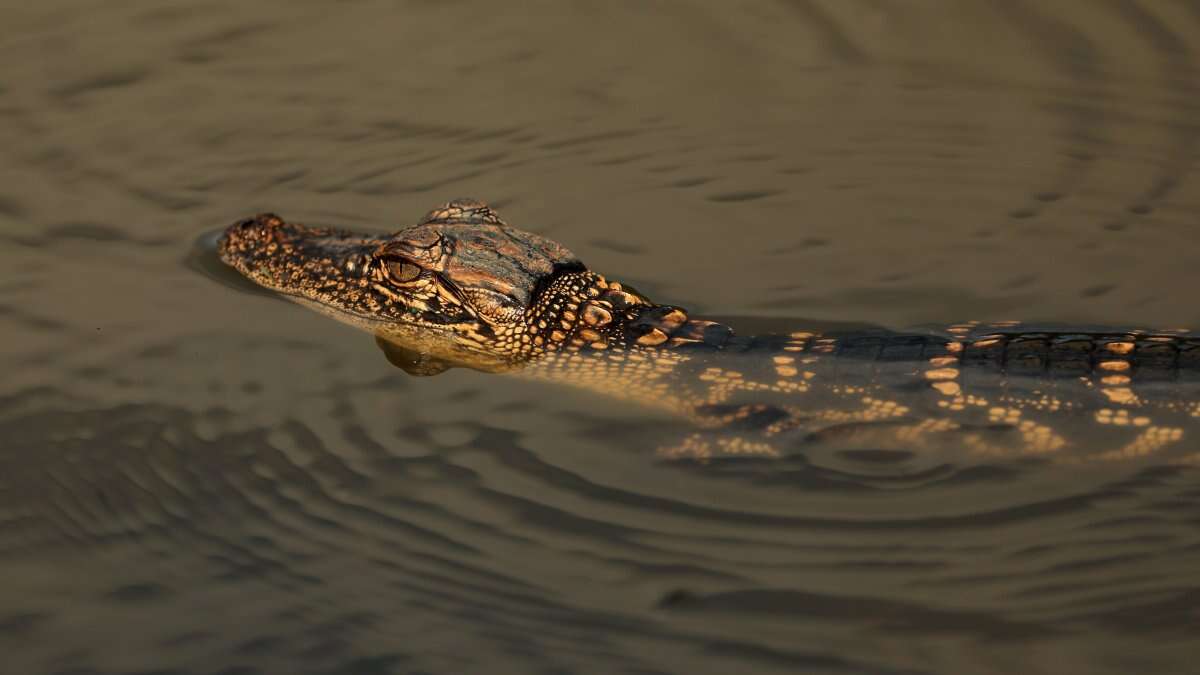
top-left (386, 259), bottom-right (422, 283)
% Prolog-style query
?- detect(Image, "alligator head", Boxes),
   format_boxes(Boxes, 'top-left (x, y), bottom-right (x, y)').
top-left (218, 199), bottom-right (647, 374)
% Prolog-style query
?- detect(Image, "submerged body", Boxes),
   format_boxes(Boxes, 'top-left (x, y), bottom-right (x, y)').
top-left (219, 200), bottom-right (1200, 464)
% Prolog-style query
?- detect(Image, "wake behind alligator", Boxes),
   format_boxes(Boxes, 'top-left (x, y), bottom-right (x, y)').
top-left (218, 199), bottom-right (1200, 465)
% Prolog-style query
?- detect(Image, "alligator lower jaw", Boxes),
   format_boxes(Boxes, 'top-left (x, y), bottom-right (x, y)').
top-left (371, 321), bottom-right (525, 375)
top-left (373, 335), bottom-right (521, 376)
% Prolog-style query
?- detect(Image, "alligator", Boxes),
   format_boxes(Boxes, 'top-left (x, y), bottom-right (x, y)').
top-left (219, 199), bottom-right (1200, 464)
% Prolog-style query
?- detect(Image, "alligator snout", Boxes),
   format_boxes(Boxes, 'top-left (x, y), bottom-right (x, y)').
top-left (217, 213), bottom-right (380, 299)
top-left (220, 210), bottom-right (280, 247)
top-left (218, 213), bottom-right (287, 257)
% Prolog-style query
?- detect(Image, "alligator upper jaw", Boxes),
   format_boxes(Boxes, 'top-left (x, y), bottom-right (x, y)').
top-left (218, 214), bottom-right (402, 324)
top-left (218, 214), bottom-right (375, 289)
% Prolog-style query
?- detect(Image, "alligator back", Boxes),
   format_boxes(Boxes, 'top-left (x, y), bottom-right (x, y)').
top-left (517, 320), bottom-right (1200, 465)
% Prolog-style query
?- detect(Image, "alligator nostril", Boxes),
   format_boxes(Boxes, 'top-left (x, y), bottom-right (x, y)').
top-left (221, 218), bottom-right (268, 253)
top-left (231, 214), bottom-right (280, 236)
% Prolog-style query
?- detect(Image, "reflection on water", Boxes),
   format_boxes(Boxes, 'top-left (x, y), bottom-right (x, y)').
top-left (2, 1), bottom-right (1199, 673)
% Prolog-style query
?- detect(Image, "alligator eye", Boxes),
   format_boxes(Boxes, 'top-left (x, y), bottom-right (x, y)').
top-left (385, 259), bottom-right (423, 283)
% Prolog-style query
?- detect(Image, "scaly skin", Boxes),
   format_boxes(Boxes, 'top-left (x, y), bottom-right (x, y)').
top-left (219, 199), bottom-right (1200, 464)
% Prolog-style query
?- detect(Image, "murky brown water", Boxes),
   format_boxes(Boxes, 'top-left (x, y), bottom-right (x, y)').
top-left (3, 1), bottom-right (1200, 673)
